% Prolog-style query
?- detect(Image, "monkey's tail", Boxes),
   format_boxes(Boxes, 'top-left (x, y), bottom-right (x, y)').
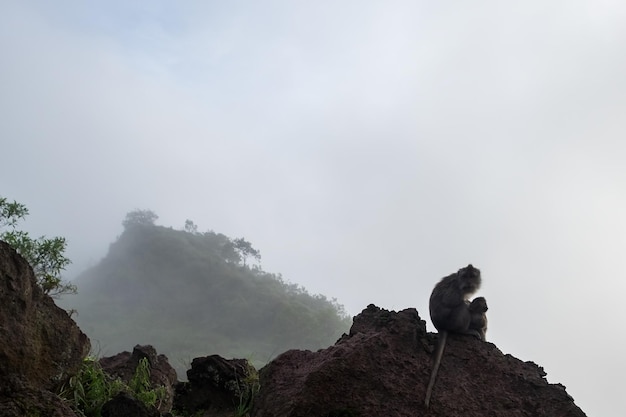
top-left (424, 331), bottom-right (447, 408)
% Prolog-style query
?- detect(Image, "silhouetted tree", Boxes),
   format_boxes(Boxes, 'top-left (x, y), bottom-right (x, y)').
top-left (233, 237), bottom-right (261, 267)
top-left (123, 209), bottom-right (158, 229)
top-left (184, 219), bottom-right (199, 234)
top-left (219, 239), bottom-right (241, 264)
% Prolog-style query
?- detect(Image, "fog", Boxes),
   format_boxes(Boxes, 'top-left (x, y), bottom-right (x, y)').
top-left (2, 1), bottom-right (626, 416)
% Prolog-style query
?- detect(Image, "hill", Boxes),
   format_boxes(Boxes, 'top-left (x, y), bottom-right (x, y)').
top-left (64, 216), bottom-right (351, 375)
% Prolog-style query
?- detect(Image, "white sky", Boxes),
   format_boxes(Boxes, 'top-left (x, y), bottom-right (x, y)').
top-left (2, 1), bottom-right (625, 415)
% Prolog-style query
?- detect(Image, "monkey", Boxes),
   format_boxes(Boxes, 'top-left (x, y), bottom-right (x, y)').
top-left (468, 296), bottom-right (488, 342)
top-left (424, 264), bottom-right (484, 408)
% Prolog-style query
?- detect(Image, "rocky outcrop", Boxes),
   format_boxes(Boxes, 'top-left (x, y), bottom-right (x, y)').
top-left (253, 304), bottom-right (587, 417)
top-left (0, 240), bottom-right (90, 416)
top-left (0, 382), bottom-right (79, 417)
top-left (99, 344), bottom-right (178, 413)
top-left (101, 392), bottom-right (161, 417)
top-left (174, 355), bottom-right (258, 417)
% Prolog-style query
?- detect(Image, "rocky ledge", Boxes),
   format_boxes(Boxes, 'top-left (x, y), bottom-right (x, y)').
top-left (0, 241), bottom-right (90, 417)
top-left (253, 304), bottom-right (586, 417)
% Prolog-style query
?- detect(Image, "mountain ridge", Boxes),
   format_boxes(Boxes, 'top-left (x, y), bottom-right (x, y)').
top-left (64, 222), bottom-right (351, 374)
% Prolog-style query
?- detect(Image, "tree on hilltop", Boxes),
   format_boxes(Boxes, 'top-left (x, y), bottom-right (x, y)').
top-left (184, 219), bottom-right (199, 234)
top-left (123, 209), bottom-right (158, 229)
top-left (233, 237), bottom-right (261, 267)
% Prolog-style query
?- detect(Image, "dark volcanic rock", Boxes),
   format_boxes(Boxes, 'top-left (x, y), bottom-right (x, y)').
top-left (0, 240), bottom-right (90, 416)
top-left (101, 392), bottom-right (160, 417)
top-left (174, 355), bottom-right (256, 417)
top-left (99, 344), bottom-right (178, 413)
top-left (0, 382), bottom-right (79, 417)
top-left (253, 303), bottom-right (587, 417)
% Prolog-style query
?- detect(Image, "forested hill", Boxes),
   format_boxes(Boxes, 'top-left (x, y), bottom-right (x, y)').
top-left (65, 212), bottom-right (352, 374)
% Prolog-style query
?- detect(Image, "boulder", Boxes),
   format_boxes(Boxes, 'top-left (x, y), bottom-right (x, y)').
top-left (101, 392), bottom-right (160, 417)
top-left (0, 381), bottom-right (79, 417)
top-left (0, 240), bottom-right (90, 415)
top-left (252, 304), bottom-right (587, 417)
top-left (99, 344), bottom-right (178, 413)
top-left (174, 355), bottom-right (257, 417)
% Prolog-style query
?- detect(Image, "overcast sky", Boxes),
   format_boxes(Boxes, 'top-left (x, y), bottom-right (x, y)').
top-left (2, 1), bottom-right (625, 415)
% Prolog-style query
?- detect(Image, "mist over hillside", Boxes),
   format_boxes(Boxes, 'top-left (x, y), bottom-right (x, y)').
top-left (62, 212), bottom-right (351, 375)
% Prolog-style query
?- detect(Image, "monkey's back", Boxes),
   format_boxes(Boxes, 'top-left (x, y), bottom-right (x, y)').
top-left (429, 273), bottom-right (460, 330)
top-left (429, 273), bottom-right (475, 333)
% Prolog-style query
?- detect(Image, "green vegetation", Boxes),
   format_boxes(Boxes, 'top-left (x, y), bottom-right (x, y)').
top-left (234, 361), bottom-right (260, 417)
top-left (0, 196), bottom-right (75, 297)
top-left (60, 357), bottom-right (165, 417)
top-left (66, 210), bottom-right (351, 376)
top-left (129, 357), bottom-right (167, 408)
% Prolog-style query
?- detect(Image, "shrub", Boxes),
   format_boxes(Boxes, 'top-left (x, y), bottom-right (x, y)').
top-left (60, 357), bottom-right (165, 417)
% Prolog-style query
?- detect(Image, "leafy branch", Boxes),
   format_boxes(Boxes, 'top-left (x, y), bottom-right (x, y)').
top-left (0, 197), bottom-right (75, 296)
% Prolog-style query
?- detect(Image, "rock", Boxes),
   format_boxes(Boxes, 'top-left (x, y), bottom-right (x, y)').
top-left (174, 355), bottom-right (258, 417)
top-left (252, 303), bottom-right (587, 417)
top-left (0, 241), bottom-right (90, 391)
top-left (0, 240), bottom-right (90, 415)
top-left (101, 392), bottom-right (160, 417)
top-left (0, 381), bottom-right (79, 417)
top-left (99, 344), bottom-right (178, 413)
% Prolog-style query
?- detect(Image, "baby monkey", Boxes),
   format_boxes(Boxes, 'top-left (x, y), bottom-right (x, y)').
top-left (424, 264), bottom-right (487, 408)
top-left (468, 296), bottom-right (488, 341)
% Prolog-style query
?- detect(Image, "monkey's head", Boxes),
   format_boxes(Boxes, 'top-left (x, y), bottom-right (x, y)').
top-left (457, 264), bottom-right (481, 296)
top-left (469, 296), bottom-right (488, 313)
